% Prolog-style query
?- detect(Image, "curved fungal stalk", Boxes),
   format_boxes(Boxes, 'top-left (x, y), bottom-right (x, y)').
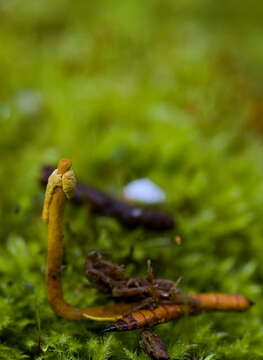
top-left (43, 158), bottom-right (136, 321)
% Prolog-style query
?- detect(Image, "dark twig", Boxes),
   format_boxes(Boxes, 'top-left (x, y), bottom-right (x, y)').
top-left (139, 330), bottom-right (170, 360)
top-left (41, 166), bottom-right (175, 231)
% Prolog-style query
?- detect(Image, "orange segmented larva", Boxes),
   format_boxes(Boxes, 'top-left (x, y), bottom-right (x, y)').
top-left (103, 293), bottom-right (253, 332)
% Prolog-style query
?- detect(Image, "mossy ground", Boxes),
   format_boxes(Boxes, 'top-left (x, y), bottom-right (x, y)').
top-left (1, 1), bottom-right (263, 359)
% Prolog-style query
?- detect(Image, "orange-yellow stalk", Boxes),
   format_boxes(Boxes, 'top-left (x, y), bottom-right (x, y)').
top-left (43, 158), bottom-right (135, 321)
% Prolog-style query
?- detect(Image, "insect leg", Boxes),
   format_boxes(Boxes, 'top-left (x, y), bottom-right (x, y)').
top-left (112, 285), bottom-right (149, 297)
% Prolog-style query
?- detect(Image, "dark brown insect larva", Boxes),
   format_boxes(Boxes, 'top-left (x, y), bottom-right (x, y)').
top-left (41, 166), bottom-right (175, 231)
top-left (139, 330), bottom-right (170, 360)
top-left (85, 250), bottom-right (199, 310)
top-left (103, 293), bottom-right (253, 332)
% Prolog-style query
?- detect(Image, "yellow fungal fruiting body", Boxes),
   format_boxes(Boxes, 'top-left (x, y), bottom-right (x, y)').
top-left (43, 158), bottom-right (136, 321)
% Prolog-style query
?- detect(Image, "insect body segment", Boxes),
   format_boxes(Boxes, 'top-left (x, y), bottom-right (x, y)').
top-left (103, 304), bottom-right (186, 332)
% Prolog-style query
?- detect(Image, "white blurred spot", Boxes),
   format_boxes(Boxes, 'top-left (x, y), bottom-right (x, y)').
top-left (15, 89), bottom-right (43, 116)
top-left (123, 178), bottom-right (166, 204)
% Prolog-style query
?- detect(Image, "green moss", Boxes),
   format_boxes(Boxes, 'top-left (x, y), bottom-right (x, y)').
top-left (0, 1), bottom-right (263, 359)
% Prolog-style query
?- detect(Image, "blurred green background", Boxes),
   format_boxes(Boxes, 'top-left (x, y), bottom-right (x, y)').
top-left (0, 1), bottom-right (263, 359)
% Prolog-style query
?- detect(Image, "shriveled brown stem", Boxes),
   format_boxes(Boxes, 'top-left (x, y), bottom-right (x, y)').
top-left (44, 158), bottom-right (135, 321)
